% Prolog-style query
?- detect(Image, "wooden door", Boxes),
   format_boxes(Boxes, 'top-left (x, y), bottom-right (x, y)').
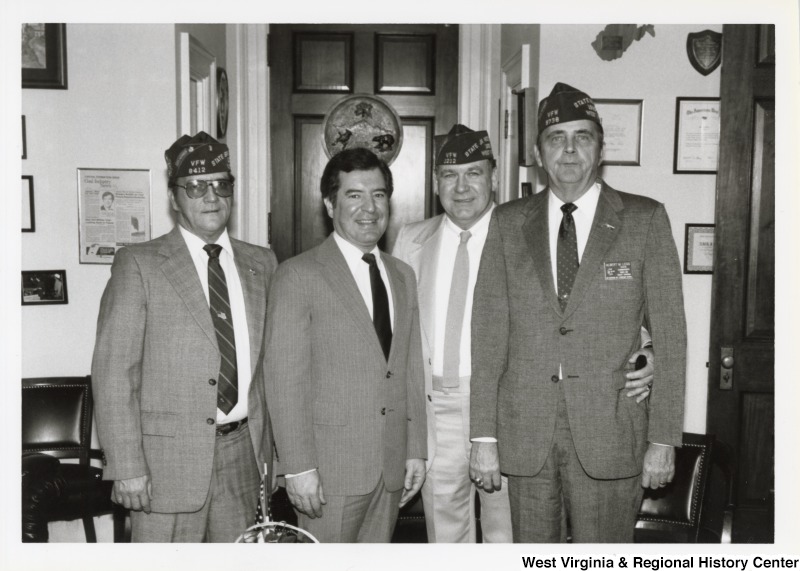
top-left (707, 24), bottom-right (775, 542)
top-left (269, 24), bottom-right (458, 261)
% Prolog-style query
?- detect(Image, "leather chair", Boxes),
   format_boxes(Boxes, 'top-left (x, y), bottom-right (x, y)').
top-left (22, 376), bottom-right (126, 542)
top-left (635, 432), bottom-right (735, 543)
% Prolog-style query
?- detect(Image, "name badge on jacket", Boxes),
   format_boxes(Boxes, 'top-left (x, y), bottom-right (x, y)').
top-left (604, 261), bottom-right (633, 280)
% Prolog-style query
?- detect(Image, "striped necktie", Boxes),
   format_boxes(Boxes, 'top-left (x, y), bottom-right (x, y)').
top-left (204, 244), bottom-right (238, 414)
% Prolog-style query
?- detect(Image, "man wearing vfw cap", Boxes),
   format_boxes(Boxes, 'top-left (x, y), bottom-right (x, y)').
top-left (469, 83), bottom-right (687, 542)
top-left (392, 124), bottom-right (657, 543)
top-left (92, 131), bottom-right (277, 542)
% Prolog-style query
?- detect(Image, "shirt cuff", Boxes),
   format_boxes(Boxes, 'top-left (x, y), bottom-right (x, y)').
top-left (470, 437), bottom-right (498, 443)
top-left (648, 442), bottom-right (673, 448)
top-left (285, 468), bottom-right (317, 478)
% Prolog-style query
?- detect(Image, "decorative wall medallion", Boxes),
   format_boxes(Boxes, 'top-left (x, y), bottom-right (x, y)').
top-left (686, 30), bottom-right (722, 76)
top-left (322, 94), bottom-right (403, 165)
top-left (216, 67), bottom-right (229, 138)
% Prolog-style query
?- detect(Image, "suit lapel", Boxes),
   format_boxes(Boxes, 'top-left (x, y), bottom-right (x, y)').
top-left (383, 255), bottom-right (407, 365)
top-left (562, 182), bottom-right (623, 319)
top-left (522, 191), bottom-right (562, 315)
top-left (317, 236), bottom-right (387, 360)
top-left (415, 217), bottom-right (444, 350)
top-left (159, 227), bottom-right (218, 349)
top-left (231, 241), bottom-right (267, 378)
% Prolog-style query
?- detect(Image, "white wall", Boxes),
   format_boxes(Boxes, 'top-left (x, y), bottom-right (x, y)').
top-left (21, 22), bottom-right (228, 542)
top-left (535, 25), bottom-right (721, 434)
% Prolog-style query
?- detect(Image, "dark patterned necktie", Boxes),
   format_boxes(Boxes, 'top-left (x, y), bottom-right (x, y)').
top-left (557, 203), bottom-right (579, 311)
top-left (204, 244), bottom-right (238, 414)
top-left (362, 253), bottom-right (392, 361)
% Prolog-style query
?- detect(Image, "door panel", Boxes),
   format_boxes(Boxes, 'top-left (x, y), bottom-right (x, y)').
top-left (270, 24), bottom-right (458, 261)
top-left (707, 24), bottom-right (774, 543)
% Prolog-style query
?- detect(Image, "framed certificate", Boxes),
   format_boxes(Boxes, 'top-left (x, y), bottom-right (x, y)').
top-left (594, 99), bottom-right (643, 166)
top-left (673, 97), bottom-right (720, 174)
top-left (684, 224), bottom-right (715, 274)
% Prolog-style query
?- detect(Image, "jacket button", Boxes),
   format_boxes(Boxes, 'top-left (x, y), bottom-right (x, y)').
top-left (381, 407), bottom-right (386, 415)
top-left (208, 379), bottom-right (216, 386)
top-left (559, 327), bottom-right (568, 335)
top-left (207, 418), bottom-right (215, 425)
top-left (385, 371), bottom-right (392, 379)
top-left (551, 375), bottom-right (559, 383)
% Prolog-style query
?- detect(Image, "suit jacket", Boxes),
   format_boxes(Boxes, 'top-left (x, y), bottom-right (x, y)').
top-left (470, 181), bottom-right (686, 480)
top-left (263, 234), bottom-right (426, 496)
top-left (393, 214), bottom-right (466, 472)
top-left (92, 226), bottom-right (278, 513)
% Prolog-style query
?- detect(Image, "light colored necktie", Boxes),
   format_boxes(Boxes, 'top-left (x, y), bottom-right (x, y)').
top-left (442, 230), bottom-right (471, 388)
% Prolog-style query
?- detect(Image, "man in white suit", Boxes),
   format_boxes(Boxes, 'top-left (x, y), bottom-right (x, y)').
top-left (393, 124), bottom-right (655, 543)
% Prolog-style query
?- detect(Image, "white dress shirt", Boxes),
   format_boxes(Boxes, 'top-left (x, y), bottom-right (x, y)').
top-left (332, 231), bottom-right (395, 330)
top-left (547, 181), bottom-right (602, 290)
top-left (432, 205), bottom-right (495, 378)
top-left (179, 226), bottom-right (251, 424)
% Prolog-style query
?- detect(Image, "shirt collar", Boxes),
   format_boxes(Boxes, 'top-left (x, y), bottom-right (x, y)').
top-left (443, 202), bottom-right (495, 238)
top-left (332, 231), bottom-right (382, 267)
top-left (548, 180), bottom-right (602, 214)
top-left (178, 225), bottom-right (234, 259)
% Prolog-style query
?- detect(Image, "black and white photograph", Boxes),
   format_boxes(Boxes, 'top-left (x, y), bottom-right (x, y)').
top-left (5, 3), bottom-right (797, 571)
top-left (21, 270), bottom-right (68, 305)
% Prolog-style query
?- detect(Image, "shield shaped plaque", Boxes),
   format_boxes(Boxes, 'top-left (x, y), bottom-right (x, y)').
top-left (687, 30), bottom-right (722, 76)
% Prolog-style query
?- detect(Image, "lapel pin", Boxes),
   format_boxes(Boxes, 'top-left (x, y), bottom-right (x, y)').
top-left (248, 268), bottom-right (257, 275)
top-left (603, 223), bottom-right (616, 230)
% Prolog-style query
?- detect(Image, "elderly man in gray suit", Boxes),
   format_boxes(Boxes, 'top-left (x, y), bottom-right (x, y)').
top-left (393, 124), bottom-right (657, 543)
top-left (469, 83), bottom-right (687, 543)
top-left (264, 147), bottom-right (426, 543)
top-left (92, 132), bottom-right (277, 542)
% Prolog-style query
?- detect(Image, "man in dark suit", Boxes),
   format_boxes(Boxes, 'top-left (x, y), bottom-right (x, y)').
top-left (264, 147), bottom-right (427, 542)
top-left (469, 83), bottom-right (687, 543)
top-left (92, 131), bottom-right (277, 542)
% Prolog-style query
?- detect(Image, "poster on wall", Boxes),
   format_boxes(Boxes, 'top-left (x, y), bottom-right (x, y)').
top-left (77, 168), bottom-right (152, 264)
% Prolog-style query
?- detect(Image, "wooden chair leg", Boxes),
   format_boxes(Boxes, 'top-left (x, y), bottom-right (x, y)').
top-left (82, 515), bottom-right (97, 542)
top-left (113, 505), bottom-right (130, 543)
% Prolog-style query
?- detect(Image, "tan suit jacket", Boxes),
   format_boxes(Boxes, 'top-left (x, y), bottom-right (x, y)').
top-left (92, 226), bottom-right (277, 513)
top-left (471, 182), bottom-right (686, 479)
top-left (392, 214), bottom-right (458, 471)
top-left (263, 235), bottom-right (426, 496)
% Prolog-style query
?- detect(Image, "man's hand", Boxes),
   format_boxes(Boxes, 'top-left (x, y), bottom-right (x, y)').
top-left (399, 459), bottom-right (426, 508)
top-left (641, 443), bottom-right (675, 489)
top-left (112, 475), bottom-right (152, 513)
top-left (469, 441), bottom-right (502, 492)
top-left (625, 347), bottom-right (654, 403)
top-left (285, 470), bottom-right (326, 519)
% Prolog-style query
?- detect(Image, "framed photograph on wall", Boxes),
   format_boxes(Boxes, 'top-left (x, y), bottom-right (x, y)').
top-left (22, 23), bottom-right (68, 89)
top-left (22, 175), bottom-right (35, 232)
top-left (78, 168), bottom-right (152, 264)
top-left (684, 224), bottom-right (715, 274)
top-left (673, 97), bottom-right (720, 174)
top-left (22, 115), bottom-right (27, 159)
top-left (21, 270), bottom-right (68, 306)
top-left (594, 99), bottom-right (643, 166)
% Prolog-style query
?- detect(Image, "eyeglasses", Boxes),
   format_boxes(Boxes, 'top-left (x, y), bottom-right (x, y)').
top-left (173, 179), bottom-right (234, 199)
